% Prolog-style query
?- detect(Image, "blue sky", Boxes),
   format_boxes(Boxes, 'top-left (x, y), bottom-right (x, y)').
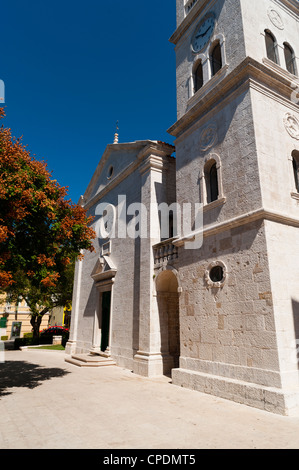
top-left (1, 0), bottom-right (177, 203)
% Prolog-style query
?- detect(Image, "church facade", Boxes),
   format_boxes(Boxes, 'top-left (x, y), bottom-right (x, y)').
top-left (66, 0), bottom-right (299, 415)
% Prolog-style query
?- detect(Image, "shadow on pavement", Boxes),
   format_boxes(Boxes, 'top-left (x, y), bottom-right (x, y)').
top-left (0, 360), bottom-right (70, 398)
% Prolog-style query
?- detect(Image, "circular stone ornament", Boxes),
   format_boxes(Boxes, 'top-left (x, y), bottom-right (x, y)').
top-left (205, 261), bottom-right (227, 288)
top-left (267, 7), bottom-right (284, 30)
top-left (284, 113), bottom-right (299, 140)
top-left (199, 123), bottom-right (218, 151)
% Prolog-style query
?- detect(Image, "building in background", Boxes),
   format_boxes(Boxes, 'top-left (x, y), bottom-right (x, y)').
top-left (49, 305), bottom-right (71, 328)
top-left (0, 294), bottom-right (50, 339)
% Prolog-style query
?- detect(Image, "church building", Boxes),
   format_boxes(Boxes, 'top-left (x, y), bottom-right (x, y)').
top-left (65, 0), bottom-right (299, 416)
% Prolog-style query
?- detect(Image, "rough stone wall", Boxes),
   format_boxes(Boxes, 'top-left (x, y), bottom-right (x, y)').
top-left (170, 0), bottom-right (299, 414)
top-left (176, 0), bottom-right (185, 27)
top-left (175, 0), bottom-right (247, 119)
top-left (172, 7), bottom-right (284, 391)
top-left (175, 87), bottom-right (261, 230)
top-left (177, 219), bottom-right (280, 387)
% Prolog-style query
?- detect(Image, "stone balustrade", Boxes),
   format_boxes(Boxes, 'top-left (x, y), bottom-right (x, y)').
top-left (153, 239), bottom-right (178, 266)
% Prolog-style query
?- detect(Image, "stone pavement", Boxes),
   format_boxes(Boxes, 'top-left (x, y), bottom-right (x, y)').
top-left (1, 348), bottom-right (299, 449)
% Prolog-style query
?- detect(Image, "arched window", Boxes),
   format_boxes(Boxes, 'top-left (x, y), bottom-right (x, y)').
top-left (292, 150), bottom-right (299, 193)
top-left (284, 43), bottom-right (296, 75)
top-left (210, 42), bottom-right (222, 76)
top-left (194, 61), bottom-right (203, 93)
top-left (265, 30), bottom-right (278, 64)
top-left (205, 160), bottom-right (219, 203)
top-left (209, 163), bottom-right (219, 202)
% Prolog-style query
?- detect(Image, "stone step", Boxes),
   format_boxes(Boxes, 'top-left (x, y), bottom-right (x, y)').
top-left (65, 354), bottom-right (116, 368)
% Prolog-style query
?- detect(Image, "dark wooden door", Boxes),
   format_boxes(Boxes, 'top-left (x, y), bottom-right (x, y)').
top-left (101, 291), bottom-right (111, 352)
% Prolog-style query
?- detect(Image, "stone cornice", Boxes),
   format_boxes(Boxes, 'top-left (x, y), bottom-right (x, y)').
top-left (139, 153), bottom-right (170, 176)
top-left (272, 0), bottom-right (299, 17)
top-left (173, 207), bottom-right (299, 246)
top-left (168, 56), bottom-right (299, 139)
top-left (92, 270), bottom-right (117, 284)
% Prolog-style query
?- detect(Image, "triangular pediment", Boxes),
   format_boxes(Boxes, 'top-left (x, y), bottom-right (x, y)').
top-left (82, 142), bottom-right (151, 204)
top-left (91, 255), bottom-right (117, 283)
top-left (80, 140), bottom-right (175, 206)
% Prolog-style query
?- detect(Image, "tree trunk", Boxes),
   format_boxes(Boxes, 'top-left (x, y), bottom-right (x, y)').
top-left (30, 315), bottom-right (42, 340)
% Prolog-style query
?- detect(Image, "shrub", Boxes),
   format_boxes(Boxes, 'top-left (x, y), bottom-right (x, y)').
top-left (14, 336), bottom-right (39, 349)
top-left (23, 332), bottom-right (33, 339)
top-left (39, 335), bottom-right (53, 345)
top-left (14, 338), bottom-right (27, 349)
top-left (14, 332), bottom-right (69, 349)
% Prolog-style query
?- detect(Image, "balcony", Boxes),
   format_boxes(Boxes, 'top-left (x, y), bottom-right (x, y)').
top-left (153, 238), bottom-right (178, 267)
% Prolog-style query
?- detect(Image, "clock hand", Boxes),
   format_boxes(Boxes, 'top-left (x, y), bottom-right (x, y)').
top-left (195, 26), bottom-right (212, 39)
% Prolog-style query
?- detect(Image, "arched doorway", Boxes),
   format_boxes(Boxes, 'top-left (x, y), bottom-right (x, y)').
top-left (156, 269), bottom-right (180, 375)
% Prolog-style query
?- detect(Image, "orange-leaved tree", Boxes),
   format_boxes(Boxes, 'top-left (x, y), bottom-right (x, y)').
top-left (0, 108), bottom-right (95, 338)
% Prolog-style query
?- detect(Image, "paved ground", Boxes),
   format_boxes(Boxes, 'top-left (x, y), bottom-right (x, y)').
top-left (1, 347), bottom-right (299, 449)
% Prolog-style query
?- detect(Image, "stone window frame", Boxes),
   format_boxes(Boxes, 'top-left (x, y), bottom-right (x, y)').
top-left (283, 42), bottom-right (297, 76)
top-left (210, 40), bottom-right (222, 77)
top-left (264, 29), bottom-right (280, 65)
top-left (193, 58), bottom-right (204, 93)
top-left (101, 240), bottom-right (112, 256)
top-left (199, 153), bottom-right (226, 209)
top-left (205, 159), bottom-right (219, 203)
top-left (204, 260), bottom-right (228, 288)
top-left (191, 33), bottom-right (227, 97)
top-left (263, 33), bottom-right (298, 79)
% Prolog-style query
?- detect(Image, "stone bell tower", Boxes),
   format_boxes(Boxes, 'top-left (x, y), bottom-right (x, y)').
top-left (167, 0), bottom-right (299, 414)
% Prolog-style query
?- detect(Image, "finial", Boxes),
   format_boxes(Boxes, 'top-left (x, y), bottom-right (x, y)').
top-left (113, 120), bottom-right (119, 144)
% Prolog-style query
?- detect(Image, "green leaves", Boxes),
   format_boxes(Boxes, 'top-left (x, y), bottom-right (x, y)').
top-left (0, 109), bottom-right (95, 333)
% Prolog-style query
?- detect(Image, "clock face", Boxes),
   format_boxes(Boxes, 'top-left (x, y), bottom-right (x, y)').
top-left (192, 15), bottom-right (215, 53)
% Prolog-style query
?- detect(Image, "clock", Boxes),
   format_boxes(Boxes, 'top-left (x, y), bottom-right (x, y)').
top-left (191, 15), bottom-right (216, 53)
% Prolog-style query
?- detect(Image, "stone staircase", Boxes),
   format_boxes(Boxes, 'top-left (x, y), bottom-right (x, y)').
top-left (65, 353), bottom-right (116, 368)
